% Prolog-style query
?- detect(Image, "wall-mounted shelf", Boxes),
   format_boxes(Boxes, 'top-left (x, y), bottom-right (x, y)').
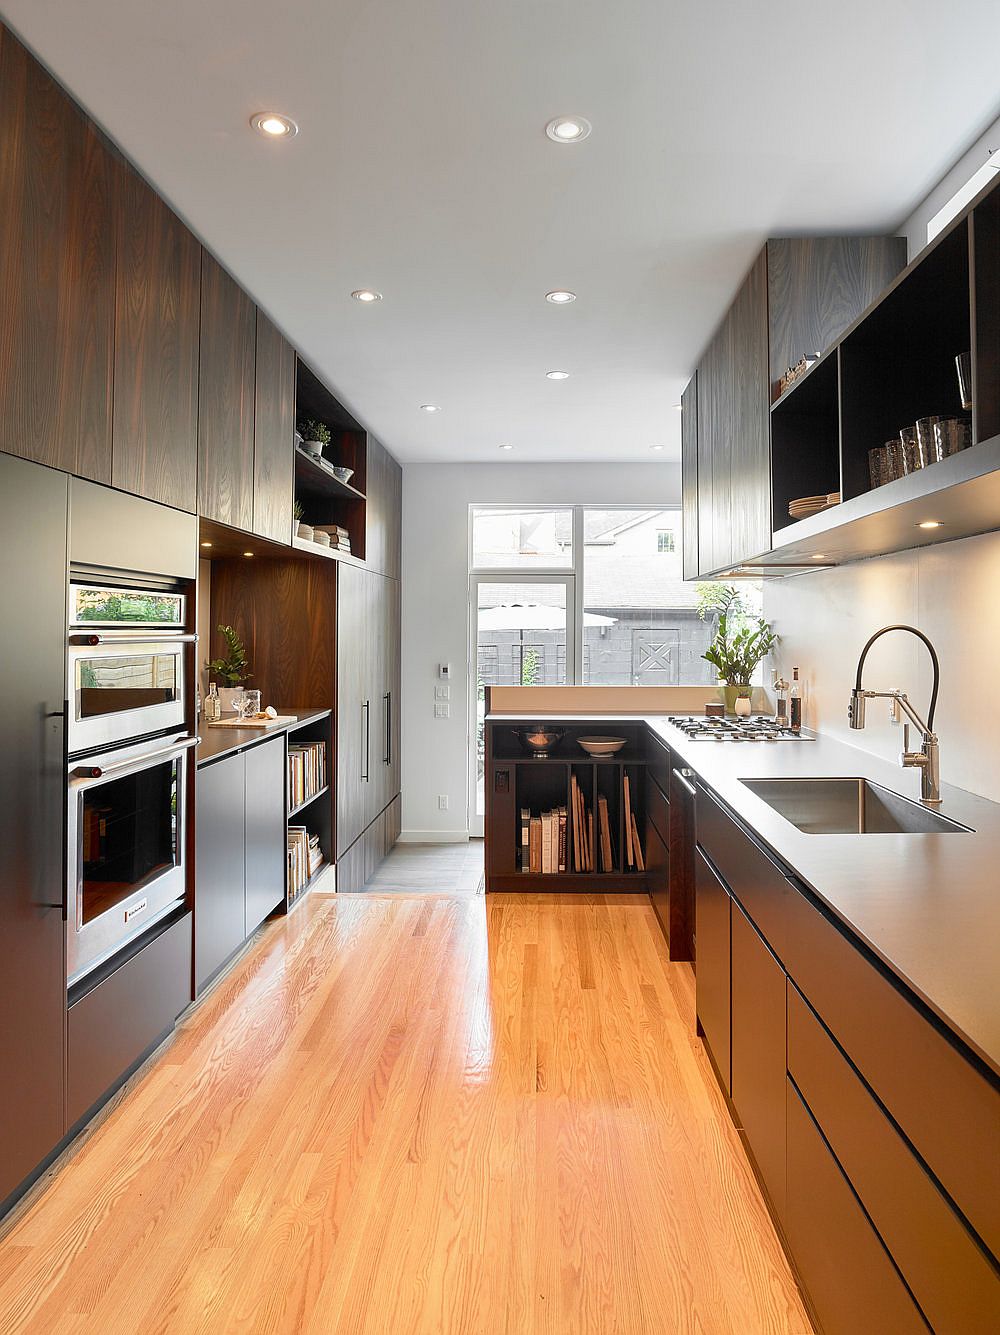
top-left (294, 448), bottom-right (366, 502)
top-left (294, 359), bottom-right (367, 562)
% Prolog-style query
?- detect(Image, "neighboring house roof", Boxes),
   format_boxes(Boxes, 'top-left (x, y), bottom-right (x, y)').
top-left (477, 552), bottom-right (701, 614)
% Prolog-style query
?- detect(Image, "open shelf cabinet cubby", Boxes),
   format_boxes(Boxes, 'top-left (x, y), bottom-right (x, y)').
top-left (294, 359), bottom-right (368, 562)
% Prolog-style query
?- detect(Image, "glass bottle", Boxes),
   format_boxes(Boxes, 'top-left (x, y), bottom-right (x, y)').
top-left (790, 667), bottom-right (802, 733)
top-left (205, 682), bottom-right (220, 722)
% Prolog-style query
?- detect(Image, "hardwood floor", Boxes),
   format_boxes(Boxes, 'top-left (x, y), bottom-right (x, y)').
top-left (0, 890), bottom-right (812, 1334)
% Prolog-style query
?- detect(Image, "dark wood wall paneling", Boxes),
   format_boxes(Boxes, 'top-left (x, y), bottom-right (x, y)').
top-left (112, 163), bottom-right (201, 512)
top-left (0, 27), bottom-right (115, 482)
top-left (198, 251), bottom-right (257, 531)
top-left (729, 249), bottom-right (771, 566)
top-left (366, 435), bottom-right (403, 579)
top-left (680, 374), bottom-right (699, 580)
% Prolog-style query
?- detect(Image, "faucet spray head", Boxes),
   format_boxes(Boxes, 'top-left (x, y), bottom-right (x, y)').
top-left (848, 689), bottom-right (866, 729)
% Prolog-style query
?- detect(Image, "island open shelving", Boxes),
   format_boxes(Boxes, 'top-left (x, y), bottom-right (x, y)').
top-left (284, 711), bottom-right (333, 912)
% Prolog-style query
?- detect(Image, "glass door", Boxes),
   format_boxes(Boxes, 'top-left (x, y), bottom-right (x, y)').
top-left (469, 575), bottom-right (575, 836)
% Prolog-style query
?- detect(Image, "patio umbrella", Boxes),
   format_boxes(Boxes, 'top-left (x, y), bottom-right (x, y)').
top-left (476, 603), bottom-right (615, 629)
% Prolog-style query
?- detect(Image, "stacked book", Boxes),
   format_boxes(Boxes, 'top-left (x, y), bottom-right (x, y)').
top-left (519, 806), bottom-right (568, 874)
top-left (312, 524), bottom-right (351, 553)
top-left (287, 740), bottom-right (327, 811)
top-left (287, 825), bottom-right (323, 901)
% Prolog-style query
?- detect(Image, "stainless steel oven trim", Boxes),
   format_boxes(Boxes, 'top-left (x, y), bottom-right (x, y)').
top-left (70, 632), bottom-right (198, 646)
top-left (66, 733), bottom-right (196, 986)
top-left (67, 637), bottom-right (188, 755)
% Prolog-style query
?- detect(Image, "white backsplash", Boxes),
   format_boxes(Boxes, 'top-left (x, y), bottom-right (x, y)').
top-left (764, 530), bottom-right (1000, 804)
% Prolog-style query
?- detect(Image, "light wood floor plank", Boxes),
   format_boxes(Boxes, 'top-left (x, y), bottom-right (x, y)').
top-left (0, 889), bottom-right (813, 1335)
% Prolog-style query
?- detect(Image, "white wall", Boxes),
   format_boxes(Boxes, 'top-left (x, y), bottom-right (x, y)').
top-left (400, 461), bottom-right (681, 839)
top-left (765, 529), bottom-right (1000, 803)
top-left (901, 112), bottom-right (1000, 259)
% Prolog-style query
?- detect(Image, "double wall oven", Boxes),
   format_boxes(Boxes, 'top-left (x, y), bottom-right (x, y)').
top-left (66, 573), bottom-right (197, 987)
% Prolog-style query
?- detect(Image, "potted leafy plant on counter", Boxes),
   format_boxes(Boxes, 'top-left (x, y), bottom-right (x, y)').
top-left (697, 584), bottom-right (777, 714)
top-left (207, 624), bottom-right (252, 713)
top-left (297, 418), bottom-right (331, 459)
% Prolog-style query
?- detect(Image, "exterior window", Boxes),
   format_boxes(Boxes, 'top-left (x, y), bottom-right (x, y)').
top-left (656, 529), bottom-right (675, 553)
top-left (471, 507), bottom-right (572, 569)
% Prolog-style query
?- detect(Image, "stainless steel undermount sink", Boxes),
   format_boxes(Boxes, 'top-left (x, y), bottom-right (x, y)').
top-left (740, 777), bottom-right (973, 835)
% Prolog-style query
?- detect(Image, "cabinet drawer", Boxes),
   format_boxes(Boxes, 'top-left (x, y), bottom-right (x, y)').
top-left (695, 848), bottom-right (731, 1094)
top-left (68, 913), bottom-right (191, 1127)
top-left (645, 730), bottom-right (671, 796)
top-left (788, 984), bottom-right (1000, 1332)
top-left (783, 880), bottom-right (1000, 1259)
top-left (696, 785), bottom-right (795, 958)
top-left (645, 770), bottom-right (669, 843)
top-left (786, 1079), bottom-right (929, 1335)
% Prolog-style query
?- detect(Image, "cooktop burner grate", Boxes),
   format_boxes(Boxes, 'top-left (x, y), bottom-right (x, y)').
top-left (664, 715), bottom-right (813, 742)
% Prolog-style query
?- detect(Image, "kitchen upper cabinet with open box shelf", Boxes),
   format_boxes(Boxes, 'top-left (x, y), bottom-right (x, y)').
top-left (684, 173), bottom-right (1000, 576)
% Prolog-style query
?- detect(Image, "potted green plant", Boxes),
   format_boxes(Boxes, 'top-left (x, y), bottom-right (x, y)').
top-left (293, 498), bottom-right (313, 541)
top-left (697, 585), bottom-right (777, 714)
top-left (297, 419), bottom-right (331, 459)
top-left (207, 624), bottom-right (252, 713)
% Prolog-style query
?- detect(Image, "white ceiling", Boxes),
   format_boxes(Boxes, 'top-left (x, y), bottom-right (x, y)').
top-left (4, 1), bottom-right (1000, 462)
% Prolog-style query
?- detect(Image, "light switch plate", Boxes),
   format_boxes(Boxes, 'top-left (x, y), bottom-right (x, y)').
top-left (434, 685), bottom-right (450, 700)
top-left (434, 702), bottom-right (450, 718)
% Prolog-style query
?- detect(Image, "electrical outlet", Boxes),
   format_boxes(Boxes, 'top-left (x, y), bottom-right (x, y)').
top-left (434, 702), bottom-right (450, 718)
top-left (434, 685), bottom-right (450, 700)
top-left (437, 794), bottom-right (449, 810)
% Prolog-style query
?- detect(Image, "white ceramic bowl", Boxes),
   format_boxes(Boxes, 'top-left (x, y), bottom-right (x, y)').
top-left (576, 736), bottom-right (628, 757)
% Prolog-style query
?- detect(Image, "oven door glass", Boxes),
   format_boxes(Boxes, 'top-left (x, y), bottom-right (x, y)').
top-left (71, 584), bottom-right (185, 628)
top-left (80, 758), bottom-right (178, 926)
top-left (74, 652), bottom-right (180, 719)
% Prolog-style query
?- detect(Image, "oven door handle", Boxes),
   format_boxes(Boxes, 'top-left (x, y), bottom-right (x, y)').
top-left (72, 734), bottom-right (199, 782)
top-left (69, 632), bottom-right (198, 646)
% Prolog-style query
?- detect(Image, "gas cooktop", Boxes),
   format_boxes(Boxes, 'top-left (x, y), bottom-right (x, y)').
top-left (665, 715), bottom-right (813, 742)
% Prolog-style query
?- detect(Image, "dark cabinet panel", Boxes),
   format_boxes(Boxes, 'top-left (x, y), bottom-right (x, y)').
top-left (0, 454), bottom-right (68, 1207)
top-left (366, 435), bottom-right (403, 579)
top-left (380, 574), bottom-right (402, 811)
top-left (766, 235), bottom-right (906, 399)
top-left (788, 984), bottom-right (1000, 1333)
top-left (728, 249), bottom-right (771, 565)
top-left (244, 738), bottom-right (286, 933)
top-left (694, 847), bottom-right (731, 1093)
top-left (198, 251), bottom-right (256, 531)
top-left (67, 913), bottom-right (191, 1128)
top-left (0, 28), bottom-right (115, 482)
top-left (730, 902), bottom-right (786, 1218)
top-left (195, 753), bottom-right (247, 991)
top-left (112, 163), bottom-right (201, 511)
top-left (646, 818), bottom-right (670, 946)
top-left (695, 327), bottom-right (720, 573)
top-left (786, 1081), bottom-right (929, 1335)
top-left (336, 562), bottom-right (372, 856)
top-left (252, 312), bottom-right (295, 544)
top-left (680, 373), bottom-right (699, 580)
top-left (667, 766), bottom-right (696, 962)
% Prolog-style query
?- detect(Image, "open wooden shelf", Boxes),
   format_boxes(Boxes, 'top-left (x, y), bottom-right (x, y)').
top-left (294, 358), bottom-right (368, 561)
top-left (288, 783), bottom-right (330, 819)
top-left (294, 448), bottom-right (366, 502)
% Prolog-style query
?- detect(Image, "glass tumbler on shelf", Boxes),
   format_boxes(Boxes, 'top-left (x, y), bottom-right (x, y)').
top-left (899, 425), bottom-right (922, 475)
top-left (884, 437), bottom-right (904, 482)
top-left (915, 417), bottom-right (940, 468)
top-left (241, 689), bottom-right (262, 719)
top-left (868, 445), bottom-right (890, 489)
top-left (955, 351), bottom-right (973, 411)
top-left (933, 416), bottom-right (971, 462)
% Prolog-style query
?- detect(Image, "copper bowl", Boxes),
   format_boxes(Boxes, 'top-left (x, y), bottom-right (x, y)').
top-left (513, 727), bottom-right (566, 758)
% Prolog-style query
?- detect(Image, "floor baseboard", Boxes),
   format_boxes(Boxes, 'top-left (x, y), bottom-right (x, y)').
top-left (397, 829), bottom-right (471, 844)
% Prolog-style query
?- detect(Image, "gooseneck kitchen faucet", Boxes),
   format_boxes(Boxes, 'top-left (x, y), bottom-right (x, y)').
top-left (848, 624), bottom-right (942, 803)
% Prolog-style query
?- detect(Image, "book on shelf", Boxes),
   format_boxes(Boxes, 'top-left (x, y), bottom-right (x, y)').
top-left (287, 824), bottom-right (324, 901)
top-left (520, 807), bottom-right (530, 872)
top-left (287, 740), bottom-right (327, 812)
top-left (520, 805), bottom-right (567, 875)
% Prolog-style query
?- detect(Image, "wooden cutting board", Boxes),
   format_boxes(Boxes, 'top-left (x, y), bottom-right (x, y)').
top-left (206, 715), bottom-right (298, 729)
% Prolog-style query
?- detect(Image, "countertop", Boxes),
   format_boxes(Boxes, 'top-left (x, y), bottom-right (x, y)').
top-left (196, 707), bottom-right (331, 767)
top-left (487, 711), bottom-right (1000, 1078)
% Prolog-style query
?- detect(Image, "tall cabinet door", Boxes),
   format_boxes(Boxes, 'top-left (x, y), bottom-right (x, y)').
top-left (112, 162), bottom-right (201, 512)
top-left (366, 436), bottom-right (403, 579)
top-left (198, 251), bottom-right (257, 531)
top-left (0, 454), bottom-right (67, 1205)
top-left (382, 576), bottom-right (401, 810)
top-left (336, 562), bottom-right (372, 857)
top-left (252, 312), bottom-right (296, 544)
top-left (680, 373), bottom-right (699, 580)
top-left (728, 249), bottom-right (771, 565)
top-left (0, 27), bottom-right (115, 483)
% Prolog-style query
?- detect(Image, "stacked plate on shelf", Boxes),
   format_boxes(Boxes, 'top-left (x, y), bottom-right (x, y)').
top-left (788, 491), bottom-right (841, 520)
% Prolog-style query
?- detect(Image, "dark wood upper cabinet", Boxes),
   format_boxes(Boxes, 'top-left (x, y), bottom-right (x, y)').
top-left (198, 251), bottom-right (256, 531)
top-left (252, 312), bottom-right (296, 544)
top-left (728, 249), bottom-right (771, 568)
top-left (766, 235), bottom-right (907, 401)
top-left (112, 163), bottom-right (201, 512)
top-left (680, 373), bottom-right (699, 580)
top-left (0, 25), bottom-right (115, 483)
top-left (365, 435), bottom-right (403, 579)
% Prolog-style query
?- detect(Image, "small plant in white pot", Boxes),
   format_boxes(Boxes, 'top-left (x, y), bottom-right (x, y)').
top-left (697, 584), bottom-right (777, 714)
top-left (297, 418), bottom-right (331, 459)
top-left (207, 624), bottom-right (252, 713)
top-left (293, 499), bottom-right (313, 541)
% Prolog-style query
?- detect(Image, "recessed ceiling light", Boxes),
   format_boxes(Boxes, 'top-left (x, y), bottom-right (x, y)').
top-left (545, 370), bottom-right (570, 380)
top-left (649, 444), bottom-right (665, 452)
top-left (420, 403), bottom-right (442, 413)
top-left (498, 443), bottom-right (514, 451)
top-left (200, 541), bottom-right (212, 548)
top-left (545, 116), bottom-right (591, 144)
top-left (243, 551), bottom-right (254, 558)
top-left (351, 289), bottom-right (382, 303)
top-left (674, 403), bottom-right (683, 411)
top-left (250, 112), bottom-right (298, 139)
top-left (917, 520), bottom-right (943, 530)
top-left (545, 290), bottom-right (576, 304)
top-left (812, 554), bottom-right (828, 560)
